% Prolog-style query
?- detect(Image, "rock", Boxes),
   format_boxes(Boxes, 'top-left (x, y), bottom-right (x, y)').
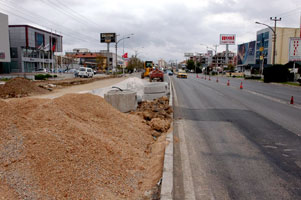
top-left (149, 118), bottom-right (170, 133)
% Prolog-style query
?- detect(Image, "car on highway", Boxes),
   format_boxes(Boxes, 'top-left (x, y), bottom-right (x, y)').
top-left (167, 70), bottom-right (173, 76)
top-left (177, 70), bottom-right (188, 79)
top-left (78, 67), bottom-right (94, 78)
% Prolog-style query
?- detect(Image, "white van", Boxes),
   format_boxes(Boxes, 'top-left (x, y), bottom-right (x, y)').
top-left (78, 67), bottom-right (94, 78)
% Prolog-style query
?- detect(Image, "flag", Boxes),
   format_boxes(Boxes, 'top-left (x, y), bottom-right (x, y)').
top-left (122, 52), bottom-right (128, 58)
top-left (52, 44), bottom-right (56, 52)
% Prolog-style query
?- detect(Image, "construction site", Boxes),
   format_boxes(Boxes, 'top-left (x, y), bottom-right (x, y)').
top-left (0, 75), bottom-right (173, 199)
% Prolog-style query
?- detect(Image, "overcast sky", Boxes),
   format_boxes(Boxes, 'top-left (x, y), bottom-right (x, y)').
top-left (1, 0), bottom-right (301, 62)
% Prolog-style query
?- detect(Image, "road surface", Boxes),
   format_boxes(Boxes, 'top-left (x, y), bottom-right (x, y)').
top-left (171, 74), bottom-right (301, 200)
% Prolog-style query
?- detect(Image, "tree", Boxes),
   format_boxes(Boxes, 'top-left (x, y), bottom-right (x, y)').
top-left (186, 59), bottom-right (195, 71)
top-left (127, 56), bottom-right (144, 72)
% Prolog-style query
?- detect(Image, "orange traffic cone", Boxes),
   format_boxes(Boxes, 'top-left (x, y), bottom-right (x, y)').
top-left (290, 96), bottom-right (294, 104)
top-left (227, 80), bottom-right (230, 86)
top-left (197, 74), bottom-right (199, 78)
top-left (209, 77), bottom-right (211, 81)
top-left (216, 78), bottom-right (219, 83)
top-left (240, 82), bottom-right (243, 89)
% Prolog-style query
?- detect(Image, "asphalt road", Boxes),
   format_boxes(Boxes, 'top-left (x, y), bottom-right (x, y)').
top-left (171, 74), bottom-right (301, 200)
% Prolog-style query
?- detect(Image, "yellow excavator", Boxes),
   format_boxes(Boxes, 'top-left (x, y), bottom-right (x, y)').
top-left (141, 61), bottom-right (153, 78)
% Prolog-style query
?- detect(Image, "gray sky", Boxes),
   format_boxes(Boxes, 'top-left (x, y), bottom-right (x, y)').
top-left (1, 0), bottom-right (301, 62)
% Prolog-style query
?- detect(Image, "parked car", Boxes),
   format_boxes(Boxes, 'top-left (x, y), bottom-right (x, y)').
top-left (34, 68), bottom-right (47, 73)
top-left (78, 67), bottom-right (94, 78)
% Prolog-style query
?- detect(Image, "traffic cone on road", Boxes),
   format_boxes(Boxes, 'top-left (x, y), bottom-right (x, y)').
top-left (290, 96), bottom-right (294, 104)
top-left (216, 77), bottom-right (219, 83)
top-left (227, 80), bottom-right (230, 86)
top-left (209, 77), bottom-right (211, 81)
top-left (240, 82), bottom-right (243, 89)
top-left (197, 74), bottom-right (199, 78)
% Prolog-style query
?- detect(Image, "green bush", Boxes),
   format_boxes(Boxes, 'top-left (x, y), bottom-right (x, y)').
top-left (263, 65), bottom-right (289, 83)
top-left (35, 74), bottom-right (47, 80)
top-left (35, 74), bottom-right (57, 80)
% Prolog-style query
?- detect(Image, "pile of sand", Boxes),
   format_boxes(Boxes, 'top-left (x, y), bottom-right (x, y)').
top-left (0, 78), bottom-right (48, 99)
top-left (133, 97), bottom-right (173, 135)
top-left (0, 93), bottom-right (165, 199)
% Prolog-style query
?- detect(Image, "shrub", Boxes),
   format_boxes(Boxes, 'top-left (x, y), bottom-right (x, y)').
top-left (34, 74), bottom-right (57, 80)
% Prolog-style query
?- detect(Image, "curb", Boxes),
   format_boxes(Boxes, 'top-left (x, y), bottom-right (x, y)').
top-left (160, 78), bottom-right (173, 200)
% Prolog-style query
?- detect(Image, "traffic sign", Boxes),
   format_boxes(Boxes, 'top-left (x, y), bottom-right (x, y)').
top-left (289, 37), bottom-right (301, 61)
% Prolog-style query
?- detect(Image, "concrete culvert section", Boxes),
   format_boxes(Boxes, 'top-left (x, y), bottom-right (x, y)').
top-left (104, 89), bottom-right (137, 113)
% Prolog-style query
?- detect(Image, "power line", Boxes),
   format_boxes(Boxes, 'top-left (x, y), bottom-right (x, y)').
top-left (0, 0), bottom-right (99, 44)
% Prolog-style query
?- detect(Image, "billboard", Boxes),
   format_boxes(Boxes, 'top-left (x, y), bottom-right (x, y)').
top-left (289, 37), bottom-right (301, 61)
top-left (0, 13), bottom-right (11, 62)
top-left (237, 41), bottom-right (255, 65)
top-left (184, 53), bottom-right (194, 57)
top-left (220, 34), bottom-right (236, 45)
top-left (100, 33), bottom-right (116, 43)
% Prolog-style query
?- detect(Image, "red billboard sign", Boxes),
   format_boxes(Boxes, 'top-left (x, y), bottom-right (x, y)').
top-left (220, 34), bottom-right (236, 45)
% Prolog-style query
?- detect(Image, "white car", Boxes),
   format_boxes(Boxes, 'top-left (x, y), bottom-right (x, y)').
top-left (78, 67), bottom-right (94, 78)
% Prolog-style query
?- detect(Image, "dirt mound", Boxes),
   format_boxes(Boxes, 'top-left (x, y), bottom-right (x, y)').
top-left (0, 78), bottom-right (48, 99)
top-left (132, 97), bottom-right (173, 136)
top-left (0, 93), bottom-right (164, 199)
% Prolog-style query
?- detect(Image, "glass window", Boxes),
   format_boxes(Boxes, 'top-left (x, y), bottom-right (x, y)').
top-left (264, 32), bottom-right (269, 39)
top-left (264, 40), bottom-right (269, 48)
top-left (35, 33), bottom-right (44, 48)
top-left (256, 51), bottom-right (261, 58)
top-left (10, 48), bottom-right (18, 58)
top-left (257, 34), bottom-right (262, 41)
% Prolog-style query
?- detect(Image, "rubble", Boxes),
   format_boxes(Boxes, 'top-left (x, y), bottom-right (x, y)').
top-left (0, 77), bottom-right (48, 99)
top-left (132, 97), bottom-right (173, 136)
top-left (0, 93), bottom-right (165, 199)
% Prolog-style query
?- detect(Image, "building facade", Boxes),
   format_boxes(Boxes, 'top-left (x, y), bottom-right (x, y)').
top-left (66, 50), bottom-right (123, 72)
top-left (256, 27), bottom-right (301, 66)
top-left (0, 13), bottom-right (11, 73)
top-left (212, 51), bottom-right (235, 69)
top-left (8, 25), bottom-right (62, 73)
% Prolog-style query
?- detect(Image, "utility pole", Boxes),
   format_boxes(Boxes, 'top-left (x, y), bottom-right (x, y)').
top-left (270, 17), bottom-right (281, 65)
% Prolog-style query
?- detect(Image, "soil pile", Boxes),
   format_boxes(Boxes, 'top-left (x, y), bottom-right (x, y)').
top-left (0, 78), bottom-right (48, 99)
top-left (133, 97), bottom-right (173, 135)
top-left (0, 93), bottom-right (164, 199)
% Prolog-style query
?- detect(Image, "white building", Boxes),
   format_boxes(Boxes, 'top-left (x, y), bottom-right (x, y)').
top-left (0, 12), bottom-right (11, 73)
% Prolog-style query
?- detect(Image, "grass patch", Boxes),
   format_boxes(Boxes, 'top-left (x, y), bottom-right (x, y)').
top-left (278, 82), bottom-right (300, 86)
top-left (0, 78), bottom-right (11, 82)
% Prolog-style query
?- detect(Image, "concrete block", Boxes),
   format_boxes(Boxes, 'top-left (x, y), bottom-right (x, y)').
top-left (143, 92), bottom-right (166, 101)
top-left (104, 89), bottom-right (137, 113)
top-left (144, 82), bottom-right (168, 94)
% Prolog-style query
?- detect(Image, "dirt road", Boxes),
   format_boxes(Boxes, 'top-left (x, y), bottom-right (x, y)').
top-left (33, 76), bottom-right (128, 99)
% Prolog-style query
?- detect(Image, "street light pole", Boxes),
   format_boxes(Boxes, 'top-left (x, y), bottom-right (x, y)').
top-left (115, 36), bottom-right (130, 75)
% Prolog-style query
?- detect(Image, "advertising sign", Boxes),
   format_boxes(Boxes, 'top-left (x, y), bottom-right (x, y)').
top-left (289, 37), bottom-right (301, 61)
top-left (237, 41), bottom-right (255, 65)
top-left (100, 33), bottom-right (116, 43)
top-left (220, 34), bottom-right (236, 45)
top-left (184, 53), bottom-right (194, 57)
